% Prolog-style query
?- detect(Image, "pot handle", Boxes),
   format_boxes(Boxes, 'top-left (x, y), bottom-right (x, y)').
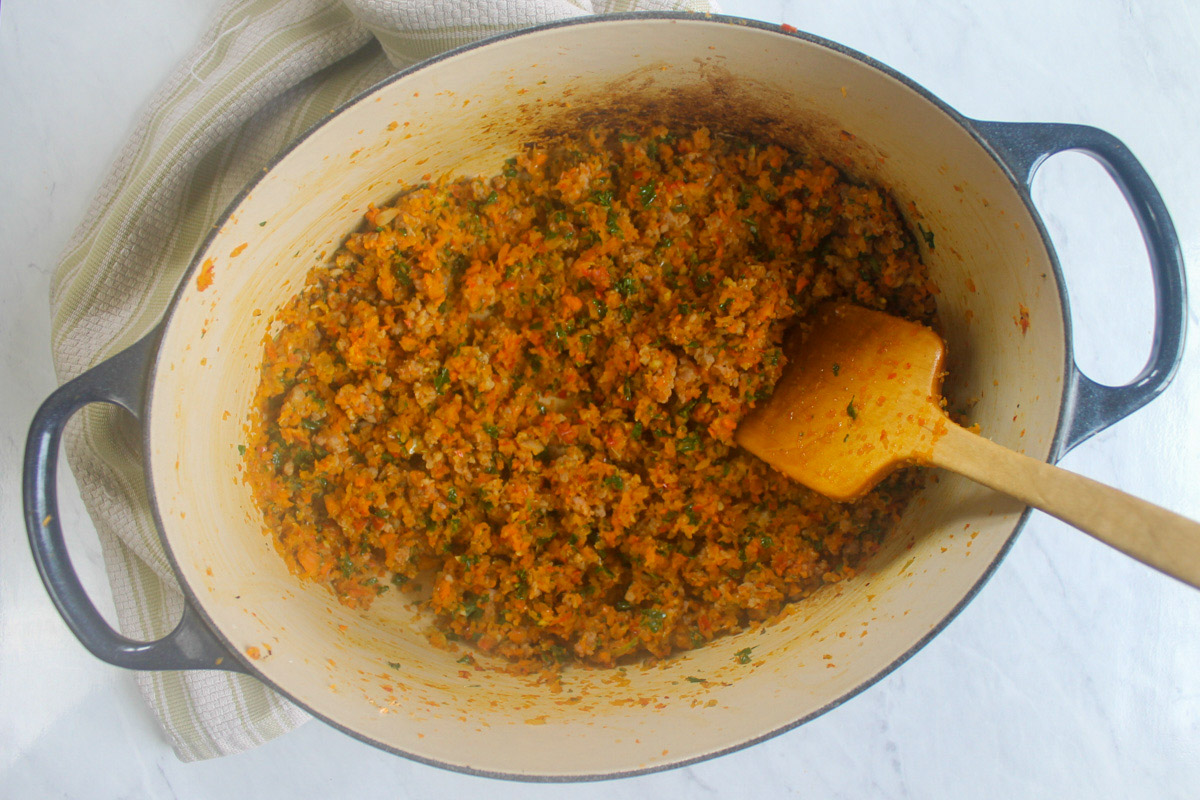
top-left (970, 120), bottom-right (1187, 454)
top-left (23, 329), bottom-right (246, 673)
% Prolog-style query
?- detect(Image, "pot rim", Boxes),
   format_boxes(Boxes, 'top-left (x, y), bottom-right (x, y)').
top-left (144, 11), bottom-right (1070, 781)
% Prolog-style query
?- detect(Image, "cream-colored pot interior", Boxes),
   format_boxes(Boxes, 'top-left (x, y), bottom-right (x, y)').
top-left (148, 18), bottom-right (1063, 778)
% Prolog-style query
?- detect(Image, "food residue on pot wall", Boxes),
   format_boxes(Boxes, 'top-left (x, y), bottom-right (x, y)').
top-left (196, 257), bottom-right (215, 291)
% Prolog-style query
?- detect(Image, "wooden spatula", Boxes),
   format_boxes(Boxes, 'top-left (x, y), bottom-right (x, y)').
top-left (736, 301), bottom-right (1200, 589)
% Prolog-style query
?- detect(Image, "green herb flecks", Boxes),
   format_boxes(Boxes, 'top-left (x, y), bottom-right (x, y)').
top-left (433, 367), bottom-right (451, 395)
top-left (392, 258), bottom-right (414, 288)
top-left (642, 608), bottom-right (667, 633)
top-left (639, 182), bottom-right (657, 207)
top-left (606, 209), bottom-right (623, 238)
top-left (734, 647), bottom-right (756, 665)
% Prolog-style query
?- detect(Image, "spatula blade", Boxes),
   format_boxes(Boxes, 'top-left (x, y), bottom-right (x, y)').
top-left (736, 302), bottom-right (947, 501)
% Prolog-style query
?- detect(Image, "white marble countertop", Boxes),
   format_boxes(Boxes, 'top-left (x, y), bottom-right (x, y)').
top-left (3, 1), bottom-right (1199, 797)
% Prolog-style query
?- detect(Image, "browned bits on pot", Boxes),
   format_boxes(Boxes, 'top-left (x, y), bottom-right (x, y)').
top-left (244, 124), bottom-right (936, 672)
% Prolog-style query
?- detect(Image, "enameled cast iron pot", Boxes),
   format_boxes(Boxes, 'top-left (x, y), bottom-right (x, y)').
top-left (25, 14), bottom-right (1186, 780)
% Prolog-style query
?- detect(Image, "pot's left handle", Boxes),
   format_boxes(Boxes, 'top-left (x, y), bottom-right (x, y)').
top-left (23, 329), bottom-right (246, 673)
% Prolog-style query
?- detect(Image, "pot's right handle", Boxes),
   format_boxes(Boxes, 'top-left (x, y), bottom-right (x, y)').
top-left (23, 329), bottom-right (246, 673)
top-left (971, 120), bottom-right (1187, 454)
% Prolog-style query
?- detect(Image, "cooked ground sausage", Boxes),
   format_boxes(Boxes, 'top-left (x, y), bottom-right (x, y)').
top-left (245, 124), bottom-right (936, 671)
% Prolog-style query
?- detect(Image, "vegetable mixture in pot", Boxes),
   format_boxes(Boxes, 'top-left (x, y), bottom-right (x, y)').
top-left (244, 124), bottom-right (937, 671)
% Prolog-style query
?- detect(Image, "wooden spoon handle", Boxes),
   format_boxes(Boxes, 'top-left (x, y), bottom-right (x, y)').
top-left (931, 421), bottom-right (1200, 589)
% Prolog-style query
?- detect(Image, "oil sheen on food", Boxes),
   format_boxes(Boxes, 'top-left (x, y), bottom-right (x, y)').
top-left (244, 125), bottom-right (937, 671)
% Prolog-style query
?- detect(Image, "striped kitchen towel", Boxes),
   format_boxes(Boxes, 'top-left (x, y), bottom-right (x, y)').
top-left (49, 0), bottom-right (711, 762)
